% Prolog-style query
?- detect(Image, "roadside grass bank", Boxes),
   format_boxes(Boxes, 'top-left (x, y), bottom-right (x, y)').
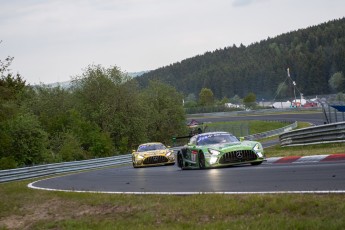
top-left (205, 120), bottom-right (291, 135)
top-left (265, 142), bottom-right (345, 158)
top-left (1, 180), bottom-right (345, 229)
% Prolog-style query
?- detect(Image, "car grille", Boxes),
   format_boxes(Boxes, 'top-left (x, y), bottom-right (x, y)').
top-left (143, 156), bottom-right (169, 165)
top-left (219, 150), bottom-right (257, 164)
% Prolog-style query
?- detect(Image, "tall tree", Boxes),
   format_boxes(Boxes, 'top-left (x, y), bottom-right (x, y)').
top-left (243, 92), bottom-right (257, 109)
top-left (329, 72), bottom-right (345, 92)
top-left (72, 64), bottom-right (148, 152)
top-left (141, 80), bottom-right (187, 144)
top-left (199, 88), bottom-right (214, 106)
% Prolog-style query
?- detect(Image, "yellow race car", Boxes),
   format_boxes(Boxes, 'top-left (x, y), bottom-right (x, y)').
top-left (132, 142), bottom-right (175, 168)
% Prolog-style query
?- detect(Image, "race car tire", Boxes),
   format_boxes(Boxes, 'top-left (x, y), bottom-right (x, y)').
top-left (177, 152), bottom-right (184, 169)
top-left (198, 151), bottom-right (206, 169)
top-left (132, 156), bottom-right (138, 168)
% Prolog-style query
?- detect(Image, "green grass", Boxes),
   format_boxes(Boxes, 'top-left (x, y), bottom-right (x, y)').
top-left (248, 120), bottom-right (291, 134)
top-left (265, 142), bottom-right (345, 158)
top-left (1, 180), bottom-right (345, 229)
top-left (204, 120), bottom-right (291, 137)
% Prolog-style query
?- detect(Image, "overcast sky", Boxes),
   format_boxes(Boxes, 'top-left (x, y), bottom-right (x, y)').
top-left (1, 0), bottom-right (345, 84)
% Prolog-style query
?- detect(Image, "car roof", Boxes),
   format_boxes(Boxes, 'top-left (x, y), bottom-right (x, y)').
top-left (139, 142), bottom-right (163, 146)
top-left (195, 131), bottom-right (230, 138)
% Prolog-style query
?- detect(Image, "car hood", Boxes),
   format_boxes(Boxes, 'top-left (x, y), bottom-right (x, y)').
top-left (206, 141), bottom-right (257, 151)
top-left (136, 150), bottom-right (169, 156)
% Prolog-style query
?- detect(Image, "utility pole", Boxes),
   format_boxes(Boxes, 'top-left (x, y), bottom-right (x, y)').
top-left (287, 68), bottom-right (297, 107)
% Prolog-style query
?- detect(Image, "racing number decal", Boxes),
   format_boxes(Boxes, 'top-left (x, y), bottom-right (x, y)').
top-left (191, 150), bottom-right (198, 162)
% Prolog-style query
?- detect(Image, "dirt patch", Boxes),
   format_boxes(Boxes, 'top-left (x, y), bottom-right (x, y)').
top-left (0, 198), bottom-right (135, 229)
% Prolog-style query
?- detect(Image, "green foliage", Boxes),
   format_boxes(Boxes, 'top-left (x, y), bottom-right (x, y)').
top-left (67, 110), bottom-right (114, 157)
top-left (243, 92), bottom-right (257, 109)
top-left (72, 64), bottom-right (148, 151)
top-left (0, 58), bottom-right (188, 167)
top-left (137, 18), bottom-right (345, 100)
top-left (229, 95), bottom-right (242, 104)
top-left (334, 92), bottom-right (345, 102)
top-left (184, 93), bottom-right (198, 108)
top-left (0, 156), bottom-right (18, 169)
top-left (58, 133), bottom-right (87, 162)
top-left (0, 57), bottom-right (26, 122)
top-left (142, 80), bottom-right (187, 144)
top-left (219, 96), bottom-right (230, 105)
top-left (328, 72), bottom-right (345, 92)
top-left (29, 86), bottom-right (74, 134)
top-left (0, 113), bottom-right (49, 168)
top-left (199, 88), bottom-right (214, 106)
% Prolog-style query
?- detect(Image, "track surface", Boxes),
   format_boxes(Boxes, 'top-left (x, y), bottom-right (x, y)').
top-left (30, 111), bottom-right (345, 194)
top-left (30, 161), bottom-right (345, 194)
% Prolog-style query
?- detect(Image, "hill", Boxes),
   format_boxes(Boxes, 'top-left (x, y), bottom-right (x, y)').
top-left (137, 18), bottom-right (345, 100)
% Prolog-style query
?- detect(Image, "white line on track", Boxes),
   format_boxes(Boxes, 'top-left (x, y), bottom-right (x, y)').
top-left (28, 180), bottom-right (345, 195)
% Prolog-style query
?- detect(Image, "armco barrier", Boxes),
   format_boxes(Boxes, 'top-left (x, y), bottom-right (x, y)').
top-left (244, 121), bottom-right (297, 141)
top-left (0, 147), bottom-right (182, 183)
top-left (280, 121), bottom-right (345, 147)
top-left (0, 154), bottom-right (132, 183)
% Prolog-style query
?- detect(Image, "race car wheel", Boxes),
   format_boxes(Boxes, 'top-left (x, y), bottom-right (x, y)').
top-left (132, 156), bottom-right (137, 168)
top-left (198, 151), bottom-right (206, 169)
top-left (177, 152), bottom-right (184, 169)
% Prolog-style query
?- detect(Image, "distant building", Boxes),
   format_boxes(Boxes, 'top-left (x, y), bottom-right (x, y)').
top-left (272, 101), bottom-right (292, 108)
top-left (225, 103), bottom-right (244, 109)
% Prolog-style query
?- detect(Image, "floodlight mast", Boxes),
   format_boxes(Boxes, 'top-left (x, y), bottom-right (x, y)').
top-left (287, 68), bottom-right (297, 107)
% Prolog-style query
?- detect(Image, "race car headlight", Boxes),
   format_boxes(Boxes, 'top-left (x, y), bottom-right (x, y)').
top-left (208, 149), bottom-right (220, 156)
top-left (253, 143), bottom-right (261, 151)
top-left (136, 155), bottom-right (144, 160)
top-left (210, 156), bottom-right (218, 164)
top-left (253, 144), bottom-right (263, 158)
top-left (166, 151), bottom-right (172, 157)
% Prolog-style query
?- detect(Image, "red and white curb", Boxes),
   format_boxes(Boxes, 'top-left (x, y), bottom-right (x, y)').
top-left (266, 153), bottom-right (345, 164)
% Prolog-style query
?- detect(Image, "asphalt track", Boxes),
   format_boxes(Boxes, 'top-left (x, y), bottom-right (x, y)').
top-left (29, 160), bottom-right (345, 194)
top-left (29, 111), bottom-right (345, 194)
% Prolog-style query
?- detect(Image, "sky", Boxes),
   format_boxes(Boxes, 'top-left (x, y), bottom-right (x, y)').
top-left (1, 0), bottom-right (345, 85)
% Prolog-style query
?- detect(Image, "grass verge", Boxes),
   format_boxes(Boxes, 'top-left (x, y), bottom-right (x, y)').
top-left (265, 142), bottom-right (345, 158)
top-left (1, 180), bottom-right (345, 230)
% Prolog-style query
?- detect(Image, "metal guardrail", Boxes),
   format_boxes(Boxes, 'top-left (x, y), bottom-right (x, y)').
top-left (0, 154), bottom-right (132, 183)
top-left (280, 121), bottom-right (345, 147)
top-left (186, 107), bottom-right (322, 117)
top-left (244, 121), bottom-right (297, 141)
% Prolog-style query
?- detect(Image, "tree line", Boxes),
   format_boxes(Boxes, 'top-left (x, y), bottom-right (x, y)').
top-left (0, 61), bottom-right (187, 169)
top-left (137, 17), bottom-right (345, 101)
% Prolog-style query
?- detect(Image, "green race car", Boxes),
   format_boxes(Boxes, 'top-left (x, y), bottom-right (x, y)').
top-left (176, 132), bottom-right (265, 169)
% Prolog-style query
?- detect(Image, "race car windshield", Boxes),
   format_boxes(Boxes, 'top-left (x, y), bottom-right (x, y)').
top-left (196, 133), bottom-right (239, 146)
top-left (138, 144), bottom-right (166, 152)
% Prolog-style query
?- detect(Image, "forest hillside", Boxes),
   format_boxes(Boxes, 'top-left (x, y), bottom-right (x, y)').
top-left (137, 18), bottom-right (345, 100)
